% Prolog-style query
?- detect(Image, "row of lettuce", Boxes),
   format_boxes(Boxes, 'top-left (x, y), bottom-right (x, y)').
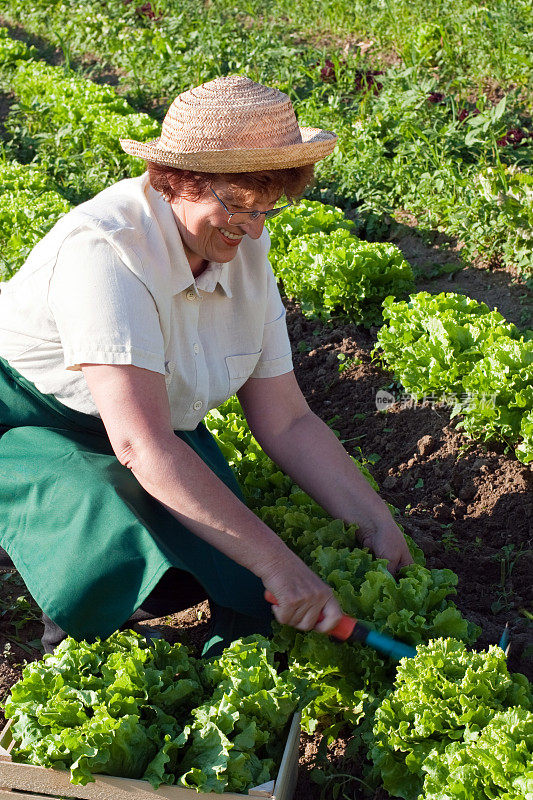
top-left (0, 28), bottom-right (157, 278)
top-left (271, 202), bottom-right (532, 467)
top-left (6, 633), bottom-right (532, 800)
top-left (5, 631), bottom-right (305, 793)
top-left (0, 0), bottom-right (531, 277)
top-left (269, 201), bottom-right (533, 464)
top-left (5, 394), bottom-right (532, 798)
top-left (1, 27), bottom-right (531, 465)
top-left (204, 398), bottom-right (533, 797)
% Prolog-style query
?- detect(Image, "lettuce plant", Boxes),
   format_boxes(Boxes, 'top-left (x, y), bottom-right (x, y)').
top-left (0, 29), bottom-right (159, 203)
top-left (273, 228), bottom-right (414, 325)
top-left (144, 636), bottom-right (307, 793)
top-left (371, 638), bottom-right (532, 800)
top-left (0, 175), bottom-right (71, 279)
top-left (206, 398), bottom-right (478, 745)
top-left (266, 198), bottom-right (356, 253)
top-left (4, 631), bottom-right (202, 784)
top-left (273, 548), bottom-right (479, 737)
top-left (4, 632), bottom-right (303, 793)
top-left (375, 292), bottom-right (533, 462)
top-left (421, 707), bottom-right (533, 800)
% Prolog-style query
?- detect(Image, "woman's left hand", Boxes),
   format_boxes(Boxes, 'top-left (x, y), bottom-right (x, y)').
top-left (357, 521), bottom-right (414, 575)
top-left (238, 374), bottom-right (416, 577)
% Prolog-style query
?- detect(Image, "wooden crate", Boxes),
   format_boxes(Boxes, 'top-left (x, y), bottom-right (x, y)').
top-left (0, 713), bottom-right (300, 800)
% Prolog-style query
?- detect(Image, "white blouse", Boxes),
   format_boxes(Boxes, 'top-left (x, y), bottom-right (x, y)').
top-left (0, 173), bottom-right (293, 430)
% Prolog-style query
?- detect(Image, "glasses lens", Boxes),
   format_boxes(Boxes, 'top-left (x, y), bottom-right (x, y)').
top-left (228, 212), bottom-right (254, 225)
top-left (228, 204), bottom-right (291, 225)
top-left (265, 206), bottom-right (289, 220)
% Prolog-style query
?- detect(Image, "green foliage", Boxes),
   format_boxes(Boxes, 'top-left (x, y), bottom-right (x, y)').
top-left (266, 199), bottom-right (356, 253)
top-left (205, 396), bottom-right (381, 513)
top-left (1, 0), bottom-right (530, 95)
top-left (146, 636), bottom-right (306, 793)
top-left (273, 227), bottom-right (415, 325)
top-left (421, 707), bottom-right (533, 800)
top-left (206, 399), bottom-right (478, 756)
top-left (4, 631), bottom-right (301, 793)
top-left (470, 166), bottom-right (533, 276)
top-left (267, 200), bottom-right (414, 326)
top-left (375, 292), bottom-right (533, 462)
top-left (4, 630), bottom-right (203, 784)
top-left (0, 31), bottom-right (159, 203)
top-left (276, 574), bottom-right (478, 741)
top-left (0, 25), bottom-right (36, 63)
top-left (0, 27), bottom-right (159, 278)
top-left (0, 1), bottom-right (530, 274)
top-left (0, 160), bottom-right (71, 279)
top-left (371, 638), bottom-right (532, 800)
top-left (0, 10), bottom-right (531, 796)
top-left (301, 67), bottom-right (532, 275)
top-left (271, 537), bottom-right (478, 738)
top-left (0, 159), bottom-right (55, 192)
top-left (0, 572), bottom-right (42, 655)
top-left (313, 551), bottom-right (475, 646)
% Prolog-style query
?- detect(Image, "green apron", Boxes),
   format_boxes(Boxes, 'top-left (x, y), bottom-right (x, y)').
top-left (0, 357), bottom-right (272, 649)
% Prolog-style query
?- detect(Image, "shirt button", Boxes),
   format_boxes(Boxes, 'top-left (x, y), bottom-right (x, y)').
top-left (193, 400), bottom-right (203, 411)
top-left (193, 343), bottom-right (200, 355)
top-left (186, 289), bottom-right (197, 300)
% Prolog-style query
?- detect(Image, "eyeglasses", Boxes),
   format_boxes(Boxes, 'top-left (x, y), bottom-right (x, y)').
top-left (210, 187), bottom-right (292, 226)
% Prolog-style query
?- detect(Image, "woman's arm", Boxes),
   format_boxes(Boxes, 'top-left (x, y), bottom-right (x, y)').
top-left (81, 363), bottom-right (343, 632)
top-left (237, 371), bottom-right (413, 574)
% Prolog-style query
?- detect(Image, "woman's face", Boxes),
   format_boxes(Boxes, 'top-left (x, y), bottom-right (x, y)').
top-left (170, 181), bottom-right (282, 275)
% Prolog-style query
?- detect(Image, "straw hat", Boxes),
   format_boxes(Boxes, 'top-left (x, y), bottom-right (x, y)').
top-left (119, 75), bottom-right (337, 173)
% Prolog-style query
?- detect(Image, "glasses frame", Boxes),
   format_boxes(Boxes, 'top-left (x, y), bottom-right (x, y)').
top-left (210, 187), bottom-right (292, 226)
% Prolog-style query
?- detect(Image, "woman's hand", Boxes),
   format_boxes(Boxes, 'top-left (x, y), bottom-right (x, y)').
top-left (238, 374), bottom-right (415, 580)
top-left (259, 552), bottom-right (343, 634)
top-left (357, 520), bottom-right (414, 575)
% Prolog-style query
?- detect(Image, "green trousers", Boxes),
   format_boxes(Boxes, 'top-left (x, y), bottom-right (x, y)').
top-left (0, 357), bottom-right (272, 655)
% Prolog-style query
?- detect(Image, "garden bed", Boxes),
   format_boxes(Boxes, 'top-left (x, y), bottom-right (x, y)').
top-left (0, 296), bottom-right (531, 799)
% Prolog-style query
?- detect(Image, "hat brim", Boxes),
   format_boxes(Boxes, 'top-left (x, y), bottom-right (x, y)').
top-left (119, 127), bottom-right (337, 172)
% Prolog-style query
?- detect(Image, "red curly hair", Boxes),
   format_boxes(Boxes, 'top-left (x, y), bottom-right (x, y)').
top-left (146, 161), bottom-right (315, 206)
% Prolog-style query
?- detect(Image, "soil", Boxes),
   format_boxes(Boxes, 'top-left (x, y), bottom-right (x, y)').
top-left (0, 92), bottom-right (13, 139)
top-left (285, 300), bottom-right (532, 664)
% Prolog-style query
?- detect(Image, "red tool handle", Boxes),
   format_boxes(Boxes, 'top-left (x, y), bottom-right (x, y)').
top-left (264, 590), bottom-right (356, 641)
top-left (264, 591), bottom-right (417, 661)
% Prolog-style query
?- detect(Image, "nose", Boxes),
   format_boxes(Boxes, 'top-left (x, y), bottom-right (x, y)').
top-left (238, 216), bottom-right (265, 239)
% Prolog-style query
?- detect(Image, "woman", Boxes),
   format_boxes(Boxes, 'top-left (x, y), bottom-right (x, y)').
top-left (0, 76), bottom-right (413, 656)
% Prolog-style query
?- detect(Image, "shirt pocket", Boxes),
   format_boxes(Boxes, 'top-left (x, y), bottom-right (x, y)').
top-left (225, 350), bottom-right (262, 396)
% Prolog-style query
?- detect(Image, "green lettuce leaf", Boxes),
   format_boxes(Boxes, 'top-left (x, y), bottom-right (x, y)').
top-left (371, 639), bottom-right (533, 799)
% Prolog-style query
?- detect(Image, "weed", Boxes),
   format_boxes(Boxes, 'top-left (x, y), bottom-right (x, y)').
top-left (337, 353), bottom-right (363, 373)
top-left (440, 524), bottom-right (461, 552)
top-left (490, 544), bottom-right (524, 614)
top-left (0, 573), bottom-right (42, 654)
top-left (311, 768), bottom-right (373, 799)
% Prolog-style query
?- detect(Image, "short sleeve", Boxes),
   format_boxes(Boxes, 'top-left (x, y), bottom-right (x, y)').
top-left (250, 262), bottom-right (293, 379)
top-left (48, 227), bottom-right (165, 374)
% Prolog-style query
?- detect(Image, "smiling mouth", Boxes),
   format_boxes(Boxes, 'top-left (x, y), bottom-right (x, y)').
top-left (219, 227), bottom-right (243, 243)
